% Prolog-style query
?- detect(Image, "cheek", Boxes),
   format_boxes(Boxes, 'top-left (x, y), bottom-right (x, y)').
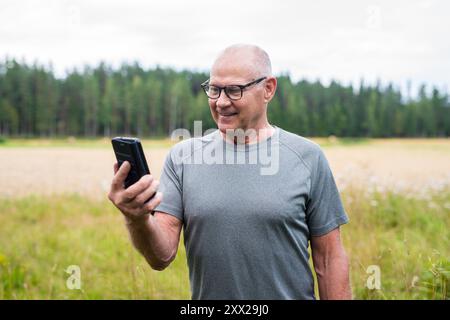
top-left (235, 99), bottom-right (253, 116)
top-left (253, 90), bottom-right (266, 106)
top-left (231, 103), bottom-right (245, 118)
top-left (208, 100), bottom-right (215, 112)
top-left (208, 101), bottom-right (218, 118)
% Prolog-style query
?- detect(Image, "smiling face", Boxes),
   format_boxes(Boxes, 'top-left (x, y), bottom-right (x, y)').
top-left (208, 45), bottom-right (277, 134)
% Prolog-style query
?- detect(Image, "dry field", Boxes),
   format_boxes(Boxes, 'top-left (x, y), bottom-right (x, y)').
top-left (0, 138), bottom-right (448, 199)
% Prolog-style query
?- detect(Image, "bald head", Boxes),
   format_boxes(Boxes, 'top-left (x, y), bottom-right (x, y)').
top-left (211, 44), bottom-right (272, 79)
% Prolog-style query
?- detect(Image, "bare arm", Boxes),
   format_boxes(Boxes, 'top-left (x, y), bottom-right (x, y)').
top-left (108, 161), bottom-right (182, 271)
top-left (125, 212), bottom-right (182, 270)
top-left (310, 227), bottom-right (352, 300)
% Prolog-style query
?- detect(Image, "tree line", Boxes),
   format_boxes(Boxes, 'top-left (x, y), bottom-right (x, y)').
top-left (0, 59), bottom-right (448, 138)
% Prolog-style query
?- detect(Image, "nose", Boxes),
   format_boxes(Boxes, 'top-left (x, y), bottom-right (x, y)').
top-left (215, 90), bottom-right (232, 109)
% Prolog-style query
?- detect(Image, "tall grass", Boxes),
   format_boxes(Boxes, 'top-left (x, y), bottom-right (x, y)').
top-left (0, 188), bottom-right (449, 299)
top-left (341, 187), bottom-right (449, 299)
top-left (0, 137), bottom-right (175, 149)
top-left (0, 194), bottom-right (189, 299)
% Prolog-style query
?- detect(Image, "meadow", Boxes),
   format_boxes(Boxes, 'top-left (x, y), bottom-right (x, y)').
top-left (0, 137), bottom-right (449, 299)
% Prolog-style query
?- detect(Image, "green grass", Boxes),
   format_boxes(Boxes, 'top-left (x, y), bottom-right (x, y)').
top-left (0, 188), bottom-right (448, 300)
top-left (0, 137), bottom-right (175, 149)
top-left (0, 194), bottom-right (190, 299)
top-left (0, 135), bottom-right (375, 149)
top-left (341, 188), bottom-right (450, 299)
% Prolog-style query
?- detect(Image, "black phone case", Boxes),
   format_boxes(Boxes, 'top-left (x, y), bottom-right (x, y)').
top-left (111, 137), bottom-right (150, 189)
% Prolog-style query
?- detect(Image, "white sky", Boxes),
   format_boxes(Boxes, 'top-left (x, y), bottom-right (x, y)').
top-left (1, 0), bottom-right (449, 95)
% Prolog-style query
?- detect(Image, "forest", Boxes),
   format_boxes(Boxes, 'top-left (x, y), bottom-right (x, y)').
top-left (0, 59), bottom-right (448, 138)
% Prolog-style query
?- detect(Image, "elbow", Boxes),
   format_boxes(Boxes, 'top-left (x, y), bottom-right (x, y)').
top-left (148, 254), bottom-right (176, 271)
top-left (150, 263), bottom-right (169, 271)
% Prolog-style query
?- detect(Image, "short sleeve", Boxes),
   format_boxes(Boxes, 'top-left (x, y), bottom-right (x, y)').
top-left (154, 148), bottom-right (184, 222)
top-left (305, 148), bottom-right (349, 237)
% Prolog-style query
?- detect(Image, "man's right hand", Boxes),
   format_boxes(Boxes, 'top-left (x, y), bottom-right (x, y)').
top-left (108, 161), bottom-right (163, 223)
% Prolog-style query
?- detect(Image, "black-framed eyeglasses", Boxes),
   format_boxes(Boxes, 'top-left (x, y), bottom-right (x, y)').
top-left (200, 77), bottom-right (266, 101)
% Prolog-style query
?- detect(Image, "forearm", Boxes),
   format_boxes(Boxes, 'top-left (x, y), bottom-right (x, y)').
top-left (315, 252), bottom-right (352, 300)
top-left (125, 214), bottom-right (177, 270)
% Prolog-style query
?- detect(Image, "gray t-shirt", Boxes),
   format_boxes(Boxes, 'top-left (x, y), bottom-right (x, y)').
top-left (154, 126), bottom-right (349, 300)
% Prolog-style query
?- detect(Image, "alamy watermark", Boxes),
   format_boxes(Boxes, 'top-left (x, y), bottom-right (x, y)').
top-left (66, 265), bottom-right (81, 290)
top-left (366, 265), bottom-right (381, 290)
top-left (170, 121), bottom-right (280, 176)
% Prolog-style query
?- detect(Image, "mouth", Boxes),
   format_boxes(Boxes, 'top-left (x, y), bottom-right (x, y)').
top-left (218, 112), bottom-right (238, 117)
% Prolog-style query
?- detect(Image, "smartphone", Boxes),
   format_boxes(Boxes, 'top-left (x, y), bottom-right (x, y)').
top-left (111, 137), bottom-right (150, 189)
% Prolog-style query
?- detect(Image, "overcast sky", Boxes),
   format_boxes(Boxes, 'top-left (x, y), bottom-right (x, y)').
top-left (1, 0), bottom-right (449, 94)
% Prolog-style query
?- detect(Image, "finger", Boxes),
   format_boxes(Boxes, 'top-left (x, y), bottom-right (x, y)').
top-left (113, 162), bottom-right (119, 174)
top-left (121, 206), bottom-right (145, 219)
top-left (143, 191), bottom-right (163, 213)
top-left (133, 180), bottom-right (160, 206)
top-left (124, 174), bottom-right (153, 201)
top-left (111, 161), bottom-right (131, 192)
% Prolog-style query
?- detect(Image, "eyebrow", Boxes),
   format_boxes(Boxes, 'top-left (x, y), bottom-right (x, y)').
top-left (208, 79), bottom-right (251, 87)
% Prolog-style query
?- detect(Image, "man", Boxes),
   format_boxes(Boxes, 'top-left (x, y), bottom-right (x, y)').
top-left (108, 44), bottom-right (351, 300)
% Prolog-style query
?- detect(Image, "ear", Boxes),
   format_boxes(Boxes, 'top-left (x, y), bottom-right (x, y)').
top-left (263, 76), bottom-right (277, 103)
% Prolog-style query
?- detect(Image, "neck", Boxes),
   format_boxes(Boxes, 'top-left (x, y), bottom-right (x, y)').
top-left (220, 123), bottom-right (275, 145)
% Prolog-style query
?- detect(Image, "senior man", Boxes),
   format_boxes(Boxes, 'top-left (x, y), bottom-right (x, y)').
top-left (108, 44), bottom-right (351, 300)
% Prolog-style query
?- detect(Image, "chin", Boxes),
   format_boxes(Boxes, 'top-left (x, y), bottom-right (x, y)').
top-left (217, 122), bottom-right (238, 133)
